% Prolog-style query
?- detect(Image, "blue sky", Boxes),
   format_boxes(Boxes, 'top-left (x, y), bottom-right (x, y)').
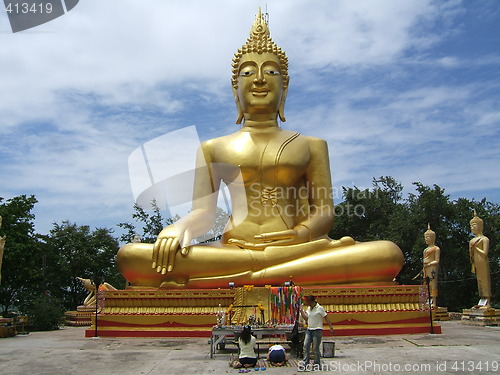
top-left (0, 0), bottom-right (499, 237)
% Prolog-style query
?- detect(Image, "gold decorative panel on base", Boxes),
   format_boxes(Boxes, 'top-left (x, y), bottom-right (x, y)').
top-left (85, 285), bottom-right (440, 337)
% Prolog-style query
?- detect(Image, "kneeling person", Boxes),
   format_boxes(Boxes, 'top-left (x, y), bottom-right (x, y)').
top-left (267, 344), bottom-right (288, 366)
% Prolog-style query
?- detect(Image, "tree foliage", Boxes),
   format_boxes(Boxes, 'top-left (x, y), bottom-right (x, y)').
top-left (1, 178), bottom-right (498, 322)
top-left (118, 200), bottom-right (228, 244)
top-left (0, 195), bottom-right (124, 321)
top-left (0, 195), bottom-right (43, 315)
top-left (43, 221), bottom-right (125, 310)
top-left (330, 177), bottom-right (500, 311)
top-left (117, 200), bottom-right (179, 243)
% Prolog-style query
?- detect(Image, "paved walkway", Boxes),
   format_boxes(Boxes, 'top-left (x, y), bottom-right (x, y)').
top-left (0, 321), bottom-right (499, 374)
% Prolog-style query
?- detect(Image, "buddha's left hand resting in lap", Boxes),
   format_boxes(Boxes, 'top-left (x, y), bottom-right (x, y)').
top-left (117, 9), bottom-right (404, 289)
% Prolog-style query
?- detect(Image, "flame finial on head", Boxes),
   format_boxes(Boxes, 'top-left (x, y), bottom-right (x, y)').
top-left (470, 209), bottom-right (483, 226)
top-left (425, 223), bottom-right (433, 232)
top-left (425, 223), bottom-right (435, 238)
top-left (231, 7), bottom-right (289, 89)
top-left (250, 7), bottom-right (269, 38)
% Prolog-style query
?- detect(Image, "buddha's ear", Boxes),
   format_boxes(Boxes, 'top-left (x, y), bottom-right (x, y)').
top-left (232, 85), bottom-right (244, 124)
top-left (278, 78), bottom-right (289, 122)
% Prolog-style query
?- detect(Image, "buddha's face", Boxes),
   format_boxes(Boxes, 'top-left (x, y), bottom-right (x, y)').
top-left (470, 222), bottom-right (482, 235)
top-left (235, 52), bottom-right (286, 116)
top-left (424, 233), bottom-right (435, 246)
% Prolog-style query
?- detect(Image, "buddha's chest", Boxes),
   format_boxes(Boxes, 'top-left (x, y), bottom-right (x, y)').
top-left (212, 132), bottom-right (310, 186)
top-left (424, 247), bottom-right (436, 259)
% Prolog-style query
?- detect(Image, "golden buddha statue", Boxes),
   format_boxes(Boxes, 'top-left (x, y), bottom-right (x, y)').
top-left (0, 216), bottom-right (5, 284)
top-left (469, 210), bottom-right (491, 308)
top-left (422, 224), bottom-right (440, 308)
top-left (117, 9), bottom-right (404, 289)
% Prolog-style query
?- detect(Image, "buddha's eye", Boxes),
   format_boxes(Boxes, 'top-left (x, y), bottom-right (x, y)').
top-left (240, 70), bottom-right (254, 77)
top-left (265, 70), bottom-right (280, 75)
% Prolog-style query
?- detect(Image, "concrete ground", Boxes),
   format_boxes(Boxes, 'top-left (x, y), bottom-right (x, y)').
top-left (0, 321), bottom-right (499, 375)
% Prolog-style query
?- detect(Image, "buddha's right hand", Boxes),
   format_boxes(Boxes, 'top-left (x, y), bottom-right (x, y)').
top-left (152, 224), bottom-right (192, 274)
top-left (229, 229), bottom-right (299, 250)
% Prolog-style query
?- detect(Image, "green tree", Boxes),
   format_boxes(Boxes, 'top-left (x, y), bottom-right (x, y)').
top-left (118, 200), bottom-right (229, 244)
top-left (330, 177), bottom-right (420, 286)
top-left (195, 207), bottom-right (230, 243)
top-left (330, 176), bottom-right (409, 243)
top-left (28, 294), bottom-right (65, 331)
top-left (330, 178), bottom-right (499, 311)
top-left (118, 200), bottom-right (178, 243)
top-left (43, 221), bottom-right (125, 310)
top-left (405, 187), bottom-right (500, 310)
top-left (0, 195), bottom-right (43, 315)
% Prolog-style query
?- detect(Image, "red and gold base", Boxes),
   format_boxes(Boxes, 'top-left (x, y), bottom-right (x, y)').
top-left (85, 285), bottom-right (441, 337)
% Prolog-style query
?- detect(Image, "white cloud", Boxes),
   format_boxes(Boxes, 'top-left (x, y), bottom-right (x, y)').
top-left (1, 0), bottom-right (498, 237)
top-left (276, 0), bottom-right (439, 68)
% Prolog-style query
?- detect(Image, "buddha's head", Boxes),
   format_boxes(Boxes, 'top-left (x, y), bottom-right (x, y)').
top-left (232, 8), bottom-right (289, 124)
top-left (424, 224), bottom-right (436, 246)
top-left (470, 209), bottom-right (484, 235)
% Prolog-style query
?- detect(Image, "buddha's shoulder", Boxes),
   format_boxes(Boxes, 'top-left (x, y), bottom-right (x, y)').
top-left (271, 129), bottom-right (327, 146)
top-left (295, 133), bottom-right (329, 150)
top-left (200, 133), bottom-right (239, 149)
top-left (299, 134), bottom-right (328, 144)
top-left (199, 130), bottom-right (328, 149)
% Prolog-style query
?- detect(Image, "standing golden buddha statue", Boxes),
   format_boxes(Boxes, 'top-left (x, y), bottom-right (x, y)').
top-left (422, 224), bottom-right (440, 308)
top-left (117, 9), bottom-right (404, 289)
top-left (0, 216), bottom-right (5, 284)
top-left (469, 210), bottom-right (491, 308)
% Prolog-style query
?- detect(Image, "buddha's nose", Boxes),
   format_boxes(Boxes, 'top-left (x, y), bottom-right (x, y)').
top-left (254, 69), bottom-right (266, 84)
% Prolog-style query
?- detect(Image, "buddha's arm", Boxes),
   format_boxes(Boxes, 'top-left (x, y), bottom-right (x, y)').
top-left (433, 247), bottom-right (440, 265)
top-left (180, 140), bottom-right (221, 236)
top-left (297, 137), bottom-right (334, 237)
top-left (425, 246), bottom-right (440, 267)
top-left (153, 141), bottom-right (220, 273)
top-left (0, 236), bottom-right (5, 283)
top-left (474, 237), bottom-right (490, 258)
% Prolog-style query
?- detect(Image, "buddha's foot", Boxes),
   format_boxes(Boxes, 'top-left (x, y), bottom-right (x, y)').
top-left (330, 236), bottom-right (356, 247)
top-left (159, 280), bottom-right (189, 289)
top-left (162, 270), bottom-right (254, 289)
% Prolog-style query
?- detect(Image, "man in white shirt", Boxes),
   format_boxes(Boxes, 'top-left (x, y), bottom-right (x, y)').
top-left (299, 295), bottom-right (334, 367)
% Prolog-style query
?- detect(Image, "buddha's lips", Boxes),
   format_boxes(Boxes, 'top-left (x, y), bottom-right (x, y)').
top-left (252, 90), bottom-right (269, 96)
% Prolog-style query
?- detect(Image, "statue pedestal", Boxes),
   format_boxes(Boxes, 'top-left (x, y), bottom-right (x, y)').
top-left (461, 308), bottom-right (499, 326)
top-left (306, 285), bottom-right (441, 336)
top-left (85, 289), bottom-right (236, 337)
top-left (432, 307), bottom-right (449, 321)
top-left (84, 285), bottom-right (440, 337)
top-left (0, 317), bottom-right (16, 337)
top-left (65, 305), bottom-right (95, 326)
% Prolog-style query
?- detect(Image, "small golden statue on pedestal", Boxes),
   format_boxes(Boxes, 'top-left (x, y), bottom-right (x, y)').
top-left (0, 216), bottom-right (6, 285)
top-left (117, 8), bottom-right (404, 289)
top-left (469, 210), bottom-right (492, 309)
top-left (423, 224), bottom-right (440, 309)
top-left (461, 210), bottom-right (497, 325)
